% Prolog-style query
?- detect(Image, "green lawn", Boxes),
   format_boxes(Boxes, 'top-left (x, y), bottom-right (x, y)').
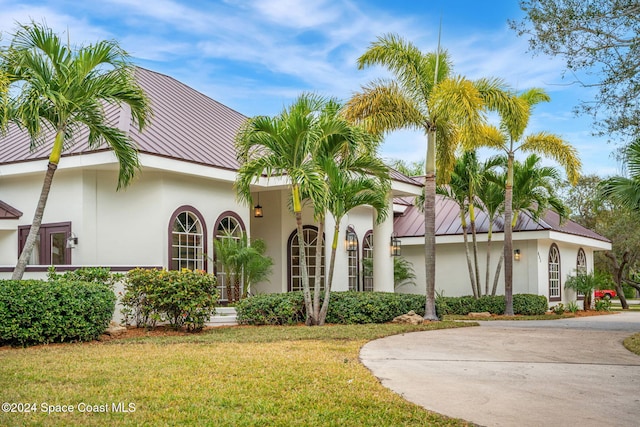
top-left (0, 322), bottom-right (476, 427)
top-left (610, 299), bottom-right (640, 311)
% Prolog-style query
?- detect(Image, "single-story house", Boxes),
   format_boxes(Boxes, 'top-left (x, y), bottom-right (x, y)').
top-left (0, 67), bottom-right (611, 307)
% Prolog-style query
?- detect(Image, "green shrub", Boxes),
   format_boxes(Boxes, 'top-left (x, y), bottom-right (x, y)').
top-left (595, 298), bottom-right (612, 311)
top-left (324, 292), bottom-right (425, 324)
top-left (121, 269), bottom-right (218, 331)
top-left (236, 291), bottom-right (549, 325)
top-left (0, 279), bottom-right (115, 346)
top-left (550, 303), bottom-right (565, 315)
top-left (512, 294), bottom-right (548, 315)
top-left (566, 301), bottom-right (580, 314)
top-left (235, 292), bottom-right (305, 325)
top-left (48, 266), bottom-right (122, 287)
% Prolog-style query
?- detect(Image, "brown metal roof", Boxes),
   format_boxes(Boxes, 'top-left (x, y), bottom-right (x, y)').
top-left (394, 195), bottom-right (610, 243)
top-left (0, 67), bottom-right (248, 170)
top-left (0, 200), bottom-right (22, 219)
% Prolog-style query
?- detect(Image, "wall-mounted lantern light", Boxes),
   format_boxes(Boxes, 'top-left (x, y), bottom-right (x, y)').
top-left (514, 249), bottom-right (521, 261)
top-left (66, 232), bottom-right (78, 249)
top-left (345, 226), bottom-right (357, 252)
top-left (390, 233), bottom-right (401, 257)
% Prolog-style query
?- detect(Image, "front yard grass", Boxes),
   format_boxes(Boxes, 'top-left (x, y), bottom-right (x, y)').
top-left (623, 332), bottom-right (640, 356)
top-left (0, 322), bottom-right (475, 427)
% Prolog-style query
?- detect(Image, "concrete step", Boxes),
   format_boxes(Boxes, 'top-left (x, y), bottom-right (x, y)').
top-left (206, 306), bottom-right (238, 326)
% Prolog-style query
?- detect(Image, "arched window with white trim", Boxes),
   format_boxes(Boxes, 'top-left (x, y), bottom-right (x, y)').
top-left (288, 226), bottom-right (325, 292)
top-left (214, 211), bottom-right (246, 302)
top-left (362, 230), bottom-right (373, 292)
top-left (169, 206), bottom-right (206, 271)
top-left (548, 244), bottom-right (561, 301)
top-left (347, 227), bottom-right (359, 291)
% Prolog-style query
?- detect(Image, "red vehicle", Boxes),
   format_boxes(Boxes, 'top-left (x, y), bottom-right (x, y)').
top-left (594, 289), bottom-right (617, 299)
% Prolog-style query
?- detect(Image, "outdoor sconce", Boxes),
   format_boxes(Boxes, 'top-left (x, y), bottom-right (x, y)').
top-left (390, 233), bottom-right (401, 257)
top-left (514, 249), bottom-right (521, 261)
top-left (66, 232), bottom-right (78, 249)
top-left (345, 227), bottom-right (357, 253)
top-left (254, 193), bottom-right (263, 218)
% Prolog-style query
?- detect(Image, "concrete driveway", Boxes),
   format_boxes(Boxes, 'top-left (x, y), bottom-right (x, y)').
top-left (360, 312), bottom-right (640, 427)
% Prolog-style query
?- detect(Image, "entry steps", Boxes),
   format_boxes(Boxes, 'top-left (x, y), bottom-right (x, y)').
top-left (207, 306), bottom-right (238, 326)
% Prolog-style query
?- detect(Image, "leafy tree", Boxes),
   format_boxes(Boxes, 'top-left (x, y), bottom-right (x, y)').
top-left (511, 0), bottom-right (640, 141)
top-left (387, 158), bottom-right (425, 177)
top-left (345, 33), bottom-right (518, 320)
top-left (0, 22), bottom-right (150, 280)
top-left (481, 88), bottom-right (580, 315)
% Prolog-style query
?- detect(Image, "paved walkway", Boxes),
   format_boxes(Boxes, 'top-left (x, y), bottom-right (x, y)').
top-left (360, 312), bottom-right (640, 427)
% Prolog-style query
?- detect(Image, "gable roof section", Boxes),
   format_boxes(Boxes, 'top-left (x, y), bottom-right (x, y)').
top-left (0, 67), bottom-right (248, 171)
top-left (0, 200), bottom-right (22, 219)
top-left (394, 195), bottom-right (610, 243)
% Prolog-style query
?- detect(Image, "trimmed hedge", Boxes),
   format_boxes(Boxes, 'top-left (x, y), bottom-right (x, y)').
top-left (236, 292), bottom-right (549, 325)
top-left (0, 279), bottom-right (116, 346)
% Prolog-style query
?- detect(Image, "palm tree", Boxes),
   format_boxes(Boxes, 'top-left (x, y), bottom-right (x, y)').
top-left (344, 33), bottom-right (518, 320)
top-left (318, 152), bottom-right (390, 325)
top-left (236, 94), bottom-right (337, 326)
top-left (480, 89), bottom-right (580, 314)
top-left (476, 164), bottom-right (506, 296)
top-left (600, 138), bottom-right (640, 211)
top-left (436, 152), bottom-right (478, 297)
top-left (1, 22), bottom-right (150, 280)
top-left (511, 154), bottom-right (569, 225)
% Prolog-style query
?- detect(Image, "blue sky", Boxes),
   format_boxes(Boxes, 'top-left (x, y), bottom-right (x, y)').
top-left (1, 0), bottom-right (620, 177)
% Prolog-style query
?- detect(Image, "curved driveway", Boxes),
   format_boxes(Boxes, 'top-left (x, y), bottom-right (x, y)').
top-left (360, 312), bottom-right (640, 427)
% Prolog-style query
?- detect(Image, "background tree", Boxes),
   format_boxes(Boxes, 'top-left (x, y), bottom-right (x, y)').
top-left (480, 88), bottom-right (580, 315)
top-left (387, 158), bottom-right (425, 177)
top-left (1, 22), bottom-right (150, 280)
top-left (345, 33), bottom-right (517, 320)
top-left (511, 0), bottom-right (640, 142)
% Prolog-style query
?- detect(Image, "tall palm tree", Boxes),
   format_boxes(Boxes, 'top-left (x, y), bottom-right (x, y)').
top-left (317, 152), bottom-right (390, 325)
top-left (344, 33), bottom-right (518, 320)
top-left (476, 163), bottom-right (506, 296)
top-left (1, 22), bottom-right (150, 280)
top-left (235, 93), bottom-right (328, 325)
top-left (436, 152), bottom-right (478, 297)
top-left (480, 88), bottom-right (580, 314)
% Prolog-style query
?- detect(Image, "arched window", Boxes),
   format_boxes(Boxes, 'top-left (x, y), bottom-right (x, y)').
top-left (548, 244), bottom-right (561, 301)
top-left (214, 211), bottom-right (246, 301)
top-left (169, 206), bottom-right (206, 271)
top-left (576, 248), bottom-right (587, 299)
top-left (362, 230), bottom-right (373, 292)
top-left (347, 227), bottom-right (359, 291)
top-left (576, 248), bottom-right (587, 275)
top-left (288, 226), bottom-right (325, 292)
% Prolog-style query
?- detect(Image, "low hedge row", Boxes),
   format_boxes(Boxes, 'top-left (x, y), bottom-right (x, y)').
top-left (0, 279), bottom-right (116, 346)
top-left (436, 294), bottom-right (548, 316)
top-left (236, 292), bottom-right (548, 325)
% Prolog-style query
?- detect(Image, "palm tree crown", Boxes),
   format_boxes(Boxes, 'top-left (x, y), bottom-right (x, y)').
top-left (1, 22), bottom-right (151, 280)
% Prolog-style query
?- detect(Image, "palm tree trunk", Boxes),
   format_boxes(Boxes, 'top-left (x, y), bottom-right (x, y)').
top-left (12, 162), bottom-right (58, 280)
top-left (293, 186), bottom-right (314, 326)
top-left (424, 129), bottom-right (438, 321)
top-left (503, 152), bottom-right (514, 315)
top-left (319, 223), bottom-right (340, 326)
top-left (485, 225), bottom-right (493, 296)
top-left (469, 203), bottom-right (482, 297)
top-left (460, 213), bottom-right (477, 298)
top-left (492, 252), bottom-right (504, 296)
top-left (312, 219), bottom-right (324, 324)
